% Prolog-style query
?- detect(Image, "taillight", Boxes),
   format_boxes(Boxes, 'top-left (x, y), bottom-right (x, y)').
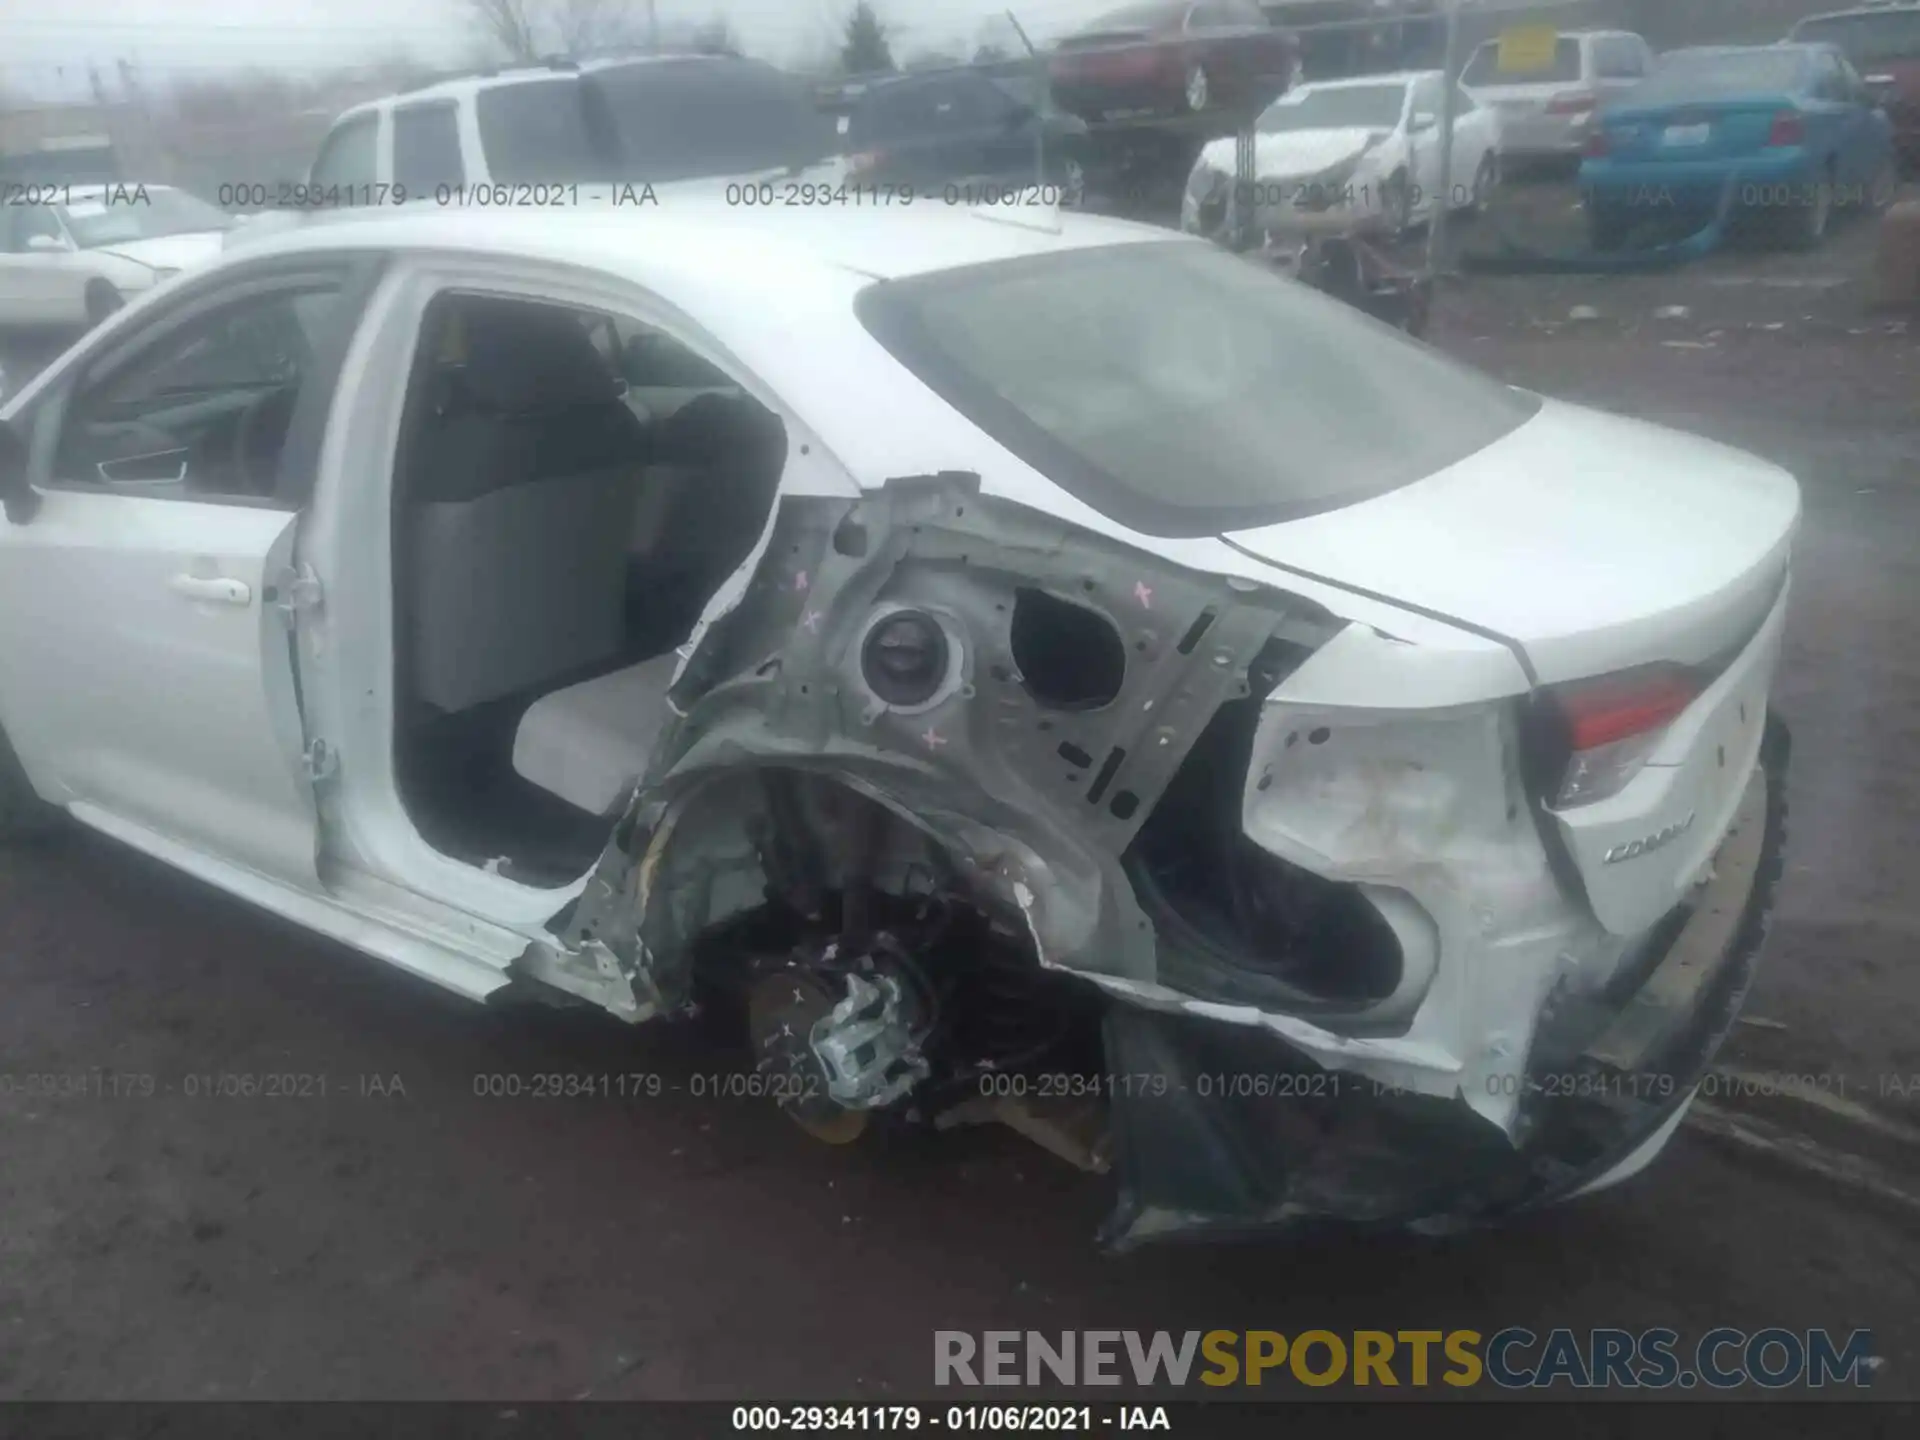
top-left (1584, 129), bottom-right (1610, 159)
top-left (1766, 110), bottom-right (1806, 146)
top-left (1547, 90), bottom-right (1598, 115)
top-left (847, 149), bottom-right (888, 177)
top-left (1534, 664), bottom-right (1702, 809)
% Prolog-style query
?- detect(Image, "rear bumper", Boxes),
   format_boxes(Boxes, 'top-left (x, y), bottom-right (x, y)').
top-left (1098, 718), bottom-right (1789, 1249)
top-left (1495, 110), bottom-right (1594, 157)
top-left (1582, 150), bottom-right (1822, 210)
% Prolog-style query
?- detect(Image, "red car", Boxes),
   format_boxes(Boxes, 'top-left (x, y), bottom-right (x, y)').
top-left (1048, 0), bottom-right (1301, 125)
top-left (1792, 3), bottom-right (1920, 173)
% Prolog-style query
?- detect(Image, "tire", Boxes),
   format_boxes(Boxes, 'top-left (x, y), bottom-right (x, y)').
top-left (1183, 63), bottom-right (1211, 114)
top-left (0, 724), bottom-right (59, 843)
top-left (1779, 164), bottom-right (1834, 251)
top-left (1384, 169), bottom-right (1414, 237)
top-left (1866, 155), bottom-right (1898, 213)
top-left (1587, 201), bottom-right (1631, 252)
top-left (1469, 152), bottom-right (1499, 215)
top-left (84, 280), bottom-right (123, 328)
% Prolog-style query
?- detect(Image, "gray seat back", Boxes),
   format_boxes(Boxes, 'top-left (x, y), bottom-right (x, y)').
top-left (405, 300), bottom-right (649, 714)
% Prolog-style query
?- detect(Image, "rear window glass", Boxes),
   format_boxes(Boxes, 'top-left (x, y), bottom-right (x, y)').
top-left (475, 78), bottom-right (603, 182)
top-left (1463, 37), bottom-right (1583, 86)
top-left (1629, 49), bottom-right (1811, 105)
top-left (587, 60), bottom-right (838, 181)
top-left (1794, 12), bottom-right (1920, 64)
top-left (856, 241), bottom-right (1541, 539)
top-left (847, 77), bottom-right (1011, 147)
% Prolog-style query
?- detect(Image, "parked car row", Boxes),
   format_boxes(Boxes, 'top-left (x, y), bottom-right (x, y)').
top-left (4, 11), bottom-right (1915, 337)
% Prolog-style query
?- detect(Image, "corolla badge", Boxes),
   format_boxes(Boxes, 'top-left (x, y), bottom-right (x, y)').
top-left (1604, 813), bottom-right (1697, 865)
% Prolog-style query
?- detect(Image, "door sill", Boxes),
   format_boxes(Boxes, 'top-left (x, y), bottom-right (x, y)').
top-left (66, 801), bottom-right (517, 1004)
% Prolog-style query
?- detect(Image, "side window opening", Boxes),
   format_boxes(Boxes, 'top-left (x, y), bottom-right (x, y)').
top-left (388, 291), bottom-right (786, 884)
top-left (311, 114), bottom-right (379, 188)
top-left (393, 103), bottom-right (465, 193)
top-left (49, 282), bottom-right (350, 504)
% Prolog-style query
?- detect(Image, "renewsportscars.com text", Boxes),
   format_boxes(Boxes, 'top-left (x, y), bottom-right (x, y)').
top-left (934, 1328), bottom-right (1879, 1390)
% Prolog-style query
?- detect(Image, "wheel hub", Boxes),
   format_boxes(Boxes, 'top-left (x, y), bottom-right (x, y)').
top-left (747, 970), bottom-right (870, 1144)
top-left (745, 941), bottom-right (935, 1146)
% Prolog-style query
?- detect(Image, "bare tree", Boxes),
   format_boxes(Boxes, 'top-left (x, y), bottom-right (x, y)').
top-left (466, 0), bottom-right (540, 61)
top-left (465, 0), bottom-right (660, 61)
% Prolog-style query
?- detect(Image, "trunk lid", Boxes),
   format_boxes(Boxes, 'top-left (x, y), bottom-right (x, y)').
top-left (1221, 398), bottom-right (1800, 687)
top-left (1601, 95), bottom-right (1803, 162)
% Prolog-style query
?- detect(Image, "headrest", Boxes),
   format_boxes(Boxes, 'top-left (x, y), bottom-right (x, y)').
top-left (652, 391), bottom-right (786, 468)
top-left (453, 299), bottom-right (621, 414)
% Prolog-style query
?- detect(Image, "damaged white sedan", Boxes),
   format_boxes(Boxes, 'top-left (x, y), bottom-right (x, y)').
top-left (1182, 70), bottom-right (1502, 242)
top-left (0, 202), bottom-right (1794, 1248)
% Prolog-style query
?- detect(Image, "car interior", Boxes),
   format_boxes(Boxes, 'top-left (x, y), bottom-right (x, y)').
top-left (49, 285), bottom-right (343, 499)
top-left (390, 292), bottom-right (788, 885)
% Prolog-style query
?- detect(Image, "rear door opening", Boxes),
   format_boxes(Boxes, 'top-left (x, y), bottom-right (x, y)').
top-left (385, 290), bottom-right (787, 884)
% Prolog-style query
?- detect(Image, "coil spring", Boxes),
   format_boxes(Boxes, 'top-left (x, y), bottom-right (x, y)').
top-left (963, 941), bottom-right (1072, 1073)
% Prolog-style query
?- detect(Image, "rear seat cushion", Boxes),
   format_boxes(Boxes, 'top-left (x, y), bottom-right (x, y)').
top-left (511, 654), bottom-right (683, 816)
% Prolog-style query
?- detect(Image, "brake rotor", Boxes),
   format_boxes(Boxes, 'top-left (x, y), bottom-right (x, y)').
top-left (746, 969), bottom-right (869, 1145)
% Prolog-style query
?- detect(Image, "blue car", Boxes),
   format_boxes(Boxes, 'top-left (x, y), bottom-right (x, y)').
top-left (1579, 42), bottom-right (1897, 250)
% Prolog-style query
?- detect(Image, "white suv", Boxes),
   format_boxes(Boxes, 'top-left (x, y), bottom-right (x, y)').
top-left (303, 53), bottom-right (841, 207)
top-left (1460, 29), bottom-right (1655, 163)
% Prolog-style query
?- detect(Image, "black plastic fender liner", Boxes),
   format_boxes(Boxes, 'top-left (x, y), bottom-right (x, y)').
top-left (1097, 1007), bottom-right (1520, 1252)
top-left (1096, 719), bottom-right (1793, 1251)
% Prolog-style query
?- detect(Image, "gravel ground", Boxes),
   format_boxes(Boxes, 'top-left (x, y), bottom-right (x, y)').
top-left (2, 205), bottom-right (1919, 1402)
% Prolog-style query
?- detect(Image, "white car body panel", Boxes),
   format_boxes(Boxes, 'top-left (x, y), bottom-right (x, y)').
top-left (0, 245), bottom-right (92, 327)
top-left (90, 230), bottom-right (226, 274)
top-left (1223, 398), bottom-right (1801, 686)
top-left (1551, 584), bottom-right (1788, 936)
top-left (0, 492), bottom-right (318, 883)
top-left (0, 203), bottom-right (1796, 1181)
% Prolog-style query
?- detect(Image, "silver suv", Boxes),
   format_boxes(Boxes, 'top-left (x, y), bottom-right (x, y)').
top-left (1461, 29), bottom-right (1654, 162)
top-left (306, 53), bottom-right (841, 200)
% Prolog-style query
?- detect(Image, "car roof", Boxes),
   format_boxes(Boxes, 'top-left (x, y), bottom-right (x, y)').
top-left (1292, 70), bottom-right (1434, 91)
top-left (858, 68), bottom-right (1002, 97)
top-left (1797, 2), bottom-right (1920, 20)
top-left (222, 199), bottom-right (1175, 295)
top-left (1668, 42), bottom-right (1827, 58)
top-left (1469, 30), bottom-right (1627, 46)
top-left (334, 53), bottom-right (767, 125)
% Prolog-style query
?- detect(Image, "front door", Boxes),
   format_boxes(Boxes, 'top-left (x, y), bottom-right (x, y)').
top-left (0, 268), bottom-right (369, 883)
top-left (0, 205), bottom-right (86, 327)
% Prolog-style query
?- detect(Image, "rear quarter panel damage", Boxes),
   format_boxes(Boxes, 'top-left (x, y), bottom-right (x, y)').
top-left (541, 474), bottom-right (1732, 1241)
top-left (563, 472), bottom-right (1336, 1006)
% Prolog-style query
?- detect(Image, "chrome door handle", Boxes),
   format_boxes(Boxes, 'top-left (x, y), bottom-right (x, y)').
top-left (169, 574), bottom-right (252, 606)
